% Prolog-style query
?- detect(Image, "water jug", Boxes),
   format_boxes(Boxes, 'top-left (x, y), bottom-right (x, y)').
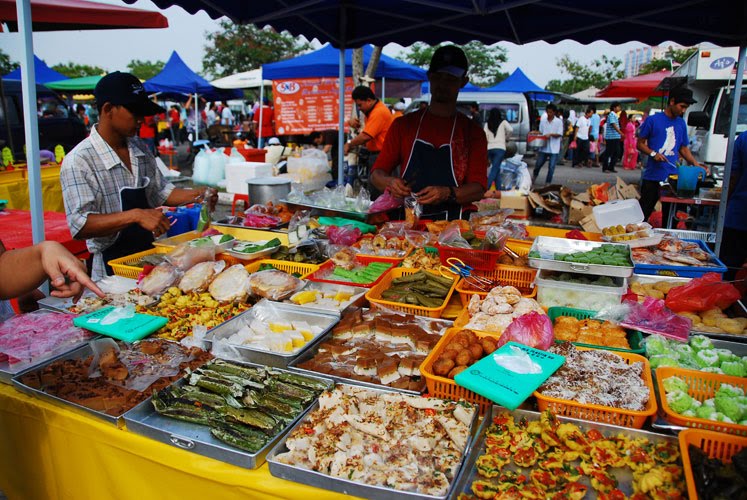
top-left (228, 147), bottom-right (244, 164)
top-left (676, 165), bottom-right (707, 198)
top-left (207, 151), bottom-right (227, 186)
top-left (192, 149), bottom-right (209, 185)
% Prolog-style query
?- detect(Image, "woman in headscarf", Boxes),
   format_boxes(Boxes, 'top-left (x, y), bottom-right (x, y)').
top-left (485, 108), bottom-right (513, 190)
top-left (622, 113), bottom-right (638, 170)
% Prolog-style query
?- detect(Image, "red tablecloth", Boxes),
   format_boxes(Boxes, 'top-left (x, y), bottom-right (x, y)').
top-left (0, 209), bottom-right (88, 257)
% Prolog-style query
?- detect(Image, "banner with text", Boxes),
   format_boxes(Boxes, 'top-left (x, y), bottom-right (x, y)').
top-left (273, 77), bottom-right (354, 135)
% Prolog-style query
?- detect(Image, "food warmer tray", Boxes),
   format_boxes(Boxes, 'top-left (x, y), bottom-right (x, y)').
top-left (287, 310), bottom-right (453, 396)
top-left (280, 199), bottom-right (396, 224)
top-left (124, 363), bottom-right (334, 470)
top-left (266, 383), bottom-right (480, 500)
top-left (528, 236), bottom-right (634, 278)
top-left (284, 281), bottom-right (368, 317)
top-left (452, 405), bottom-right (681, 498)
top-left (0, 310), bottom-right (95, 384)
top-left (205, 300), bottom-right (339, 368)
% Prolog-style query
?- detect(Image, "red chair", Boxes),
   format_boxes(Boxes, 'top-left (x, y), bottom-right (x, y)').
top-left (231, 194), bottom-right (249, 215)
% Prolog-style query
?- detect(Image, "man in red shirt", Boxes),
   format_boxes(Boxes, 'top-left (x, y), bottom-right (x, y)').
top-left (168, 105), bottom-right (181, 145)
top-left (370, 45), bottom-right (487, 220)
top-left (252, 98), bottom-right (275, 147)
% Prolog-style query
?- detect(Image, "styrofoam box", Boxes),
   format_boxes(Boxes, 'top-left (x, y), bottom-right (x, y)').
top-left (592, 199), bottom-right (644, 229)
top-left (225, 162), bottom-right (273, 194)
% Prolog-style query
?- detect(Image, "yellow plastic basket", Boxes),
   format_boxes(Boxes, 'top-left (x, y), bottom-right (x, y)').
top-left (244, 259), bottom-right (319, 279)
top-left (365, 268), bottom-right (458, 318)
top-left (153, 227), bottom-right (290, 248)
top-left (679, 429), bottom-right (747, 500)
top-left (107, 247), bottom-right (172, 279)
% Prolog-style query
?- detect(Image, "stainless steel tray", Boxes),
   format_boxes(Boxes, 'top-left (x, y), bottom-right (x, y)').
top-left (213, 218), bottom-right (289, 234)
top-left (123, 362), bottom-right (334, 469)
top-left (452, 406), bottom-right (681, 498)
top-left (266, 383), bottom-right (480, 500)
top-left (280, 199), bottom-right (395, 224)
top-left (206, 300), bottom-right (339, 368)
top-left (283, 281), bottom-right (368, 317)
top-left (529, 236), bottom-right (634, 278)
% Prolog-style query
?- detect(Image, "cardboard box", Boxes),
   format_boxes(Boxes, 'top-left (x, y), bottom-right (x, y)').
top-left (569, 199), bottom-right (593, 225)
top-left (616, 177), bottom-right (640, 200)
top-left (500, 191), bottom-right (531, 218)
top-left (580, 213), bottom-right (600, 233)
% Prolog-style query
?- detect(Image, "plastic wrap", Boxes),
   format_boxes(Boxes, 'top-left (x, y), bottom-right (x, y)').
top-left (327, 225), bottom-right (362, 246)
top-left (248, 269), bottom-right (305, 301)
top-left (166, 242), bottom-right (216, 270)
top-left (139, 262), bottom-right (183, 297)
top-left (495, 311), bottom-right (554, 350)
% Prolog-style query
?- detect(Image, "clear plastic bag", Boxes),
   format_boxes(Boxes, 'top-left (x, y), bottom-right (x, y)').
top-left (248, 269), bottom-right (305, 301)
top-left (495, 311), bottom-right (554, 350)
top-left (404, 195), bottom-right (422, 228)
top-left (404, 229), bottom-right (433, 248)
top-left (166, 242), bottom-right (216, 270)
top-left (139, 262), bottom-right (183, 296)
top-left (595, 298), bottom-right (692, 341)
top-left (355, 187), bottom-right (372, 212)
top-left (437, 221), bottom-right (471, 249)
top-left (482, 226), bottom-right (510, 251)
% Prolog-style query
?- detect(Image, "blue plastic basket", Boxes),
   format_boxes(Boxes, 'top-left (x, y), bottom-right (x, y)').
top-left (633, 239), bottom-right (727, 278)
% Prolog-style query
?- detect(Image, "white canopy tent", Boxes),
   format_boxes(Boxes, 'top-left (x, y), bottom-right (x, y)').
top-left (210, 69), bottom-right (271, 90)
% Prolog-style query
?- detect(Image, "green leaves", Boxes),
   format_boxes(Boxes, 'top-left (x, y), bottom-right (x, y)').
top-left (126, 59), bottom-right (165, 80)
top-left (50, 62), bottom-right (106, 78)
top-left (545, 54), bottom-right (625, 94)
top-left (400, 42), bottom-right (509, 87)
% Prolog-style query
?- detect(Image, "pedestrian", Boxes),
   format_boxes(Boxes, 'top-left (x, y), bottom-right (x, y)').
top-left (589, 106), bottom-right (601, 167)
top-left (600, 102), bottom-right (623, 173)
top-left (572, 107), bottom-right (593, 168)
top-left (637, 86), bottom-right (705, 222)
top-left (169, 105), bottom-right (181, 145)
top-left (206, 103), bottom-right (218, 127)
top-left (720, 130), bottom-right (747, 281)
top-left (485, 108), bottom-right (513, 191)
top-left (622, 113), bottom-right (638, 170)
top-left (370, 45), bottom-right (487, 220)
top-left (557, 109), bottom-right (570, 165)
top-left (469, 102), bottom-right (483, 128)
top-left (343, 86), bottom-right (394, 186)
top-left (220, 101), bottom-right (234, 126)
top-left (533, 103), bottom-right (563, 185)
top-left (252, 98), bottom-right (274, 148)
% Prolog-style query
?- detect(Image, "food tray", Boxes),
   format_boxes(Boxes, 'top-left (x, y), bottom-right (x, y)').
top-left (633, 239), bottom-right (728, 278)
top-left (603, 231), bottom-right (664, 249)
top-left (435, 243), bottom-right (504, 272)
top-left (107, 246), bottom-right (172, 279)
top-left (451, 406), bottom-right (681, 499)
top-left (306, 256), bottom-right (394, 289)
top-left (455, 265), bottom-right (537, 307)
top-left (528, 236), bottom-right (634, 278)
top-left (533, 348), bottom-right (657, 429)
top-left (226, 240), bottom-right (282, 262)
top-left (654, 228), bottom-right (717, 244)
top-left (244, 259), bottom-right (319, 279)
top-left (353, 237), bottom-right (413, 263)
top-left (655, 366), bottom-right (747, 436)
top-left (283, 281), bottom-right (368, 316)
top-left (366, 268), bottom-right (458, 318)
top-left (679, 428), bottom-right (747, 500)
top-left (205, 301), bottom-right (339, 368)
top-left (211, 222), bottom-right (290, 244)
top-left (420, 327), bottom-right (501, 415)
top-left (547, 306), bottom-right (645, 354)
top-left (153, 230), bottom-right (201, 248)
top-left (279, 199), bottom-right (395, 224)
top-left (38, 276), bottom-right (140, 314)
top-left (688, 300), bottom-right (747, 344)
top-left (123, 364), bottom-right (334, 469)
top-left (266, 383), bottom-right (480, 500)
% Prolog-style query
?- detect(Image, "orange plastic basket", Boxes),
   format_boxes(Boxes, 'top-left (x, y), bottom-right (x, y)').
top-left (533, 348), bottom-right (657, 429)
top-left (420, 327), bottom-right (501, 415)
top-left (505, 239), bottom-right (532, 257)
top-left (455, 265), bottom-right (537, 307)
top-left (244, 259), bottom-right (319, 279)
top-left (365, 268), bottom-right (458, 318)
top-left (679, 428), bottom-right (747, 500)
top-left (655, 366), bottom-right (747, 436)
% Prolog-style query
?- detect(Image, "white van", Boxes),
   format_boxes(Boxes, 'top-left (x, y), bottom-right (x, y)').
top-left (407, 91), bottom-right (535, 155)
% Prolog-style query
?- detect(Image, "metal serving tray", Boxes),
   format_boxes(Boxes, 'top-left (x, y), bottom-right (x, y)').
top-left (123, 362), bottom-right (334, 469)
top-left (38, 276), bottom-right (142, 314)
top-left (206, 300), bottom-right (339, 368)
top-left (266, 383), bottom-right (480, 500)
top-left (283, 281), bottom-right (368, 317)
top-left (528, 236), bottom-right (634, 278)
top-left (280, 199), bottom-right (395, 224)
top-left (452, 406), bottom-right (681, 497)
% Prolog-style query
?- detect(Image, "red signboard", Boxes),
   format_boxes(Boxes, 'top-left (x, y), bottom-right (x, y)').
top-left (273, 77), bottom-right (354, 135)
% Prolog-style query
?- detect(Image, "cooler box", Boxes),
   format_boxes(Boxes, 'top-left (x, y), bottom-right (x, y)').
top-left (225, 162), bottom-right (273, 194)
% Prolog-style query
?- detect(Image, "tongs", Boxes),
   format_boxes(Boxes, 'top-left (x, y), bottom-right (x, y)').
top-left (440, 257), bottom-right (499, 291)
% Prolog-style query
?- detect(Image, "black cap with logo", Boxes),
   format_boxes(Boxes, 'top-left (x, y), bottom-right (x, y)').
top-left (429, 45), bottom-right (469, 78)
top-left (94, 71), bottom-right (165, 116)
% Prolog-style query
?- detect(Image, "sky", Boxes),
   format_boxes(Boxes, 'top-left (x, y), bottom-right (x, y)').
top-left (0, 0), bottom-right (650, 87)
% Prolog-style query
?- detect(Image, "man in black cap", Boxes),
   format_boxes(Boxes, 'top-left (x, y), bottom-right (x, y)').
top-left (60, 71), bottom-right (217, 280)
top-left (637, 86), bottom-right (705, 222)
top-left (370, 45), bottom-right (487, 220)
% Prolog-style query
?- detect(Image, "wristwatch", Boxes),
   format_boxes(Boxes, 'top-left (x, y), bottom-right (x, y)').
top-left (447, 186), bottom-right (457, 203)
top-left (649, 151), bottom-right (657, 158)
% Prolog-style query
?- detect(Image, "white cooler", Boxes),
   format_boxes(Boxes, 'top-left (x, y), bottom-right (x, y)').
top-left (225, 162), bottom-right (273, 194)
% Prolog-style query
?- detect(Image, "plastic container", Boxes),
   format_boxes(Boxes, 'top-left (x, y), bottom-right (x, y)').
top-left (655, 366), bottom-right (747, 436)
top-left (535, 269), bottom-right (625, 311)
top-left (653, 228), bottom-right (716, 244)
top-left (528, 236), bottom-right (634, 278)
top-left (546, 306), bottom-right (644, 354)
top-left (192, 149), bottom-right (209, 184)
top-left (307, 257), bottom-right (395, 289)
top-left (526, 131), bottom-right (547, 150)
top-left (633, 239), bottom-right (727, 278)
top-left (455, 265), bottom-right (537, 307)
top-left (679, 428), bottom-right (747, 500)
top-left (593, 199), bottom-right (662, 248)
top-left (420, 327), bottom-right (501, 415)
top-left (435, 243), bottom-right (504, 272)
top-left (244, 259), bottom-right (319, 279)
top-left (533, 348), bottom-right (657, 429)
top-left (365, 268), bottom-right (458, 318)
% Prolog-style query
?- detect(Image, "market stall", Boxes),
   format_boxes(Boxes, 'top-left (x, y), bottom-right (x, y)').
top-left (0, 208), bottom-right (86, 256)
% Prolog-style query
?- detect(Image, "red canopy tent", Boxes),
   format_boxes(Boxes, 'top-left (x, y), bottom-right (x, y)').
top-left (596, 69), bottom-right (672, 100)
top-left (0, 0), bottom-right (168, 31)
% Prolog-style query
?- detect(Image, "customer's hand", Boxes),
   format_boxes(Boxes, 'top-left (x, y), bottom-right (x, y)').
top-left (39, 241), bottom-right (104, 301)
top-left (135, 208), bottom-right (171, 237)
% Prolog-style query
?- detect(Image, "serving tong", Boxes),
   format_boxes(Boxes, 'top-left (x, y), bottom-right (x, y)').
top-left (440, 257), bottom-right (499, 291)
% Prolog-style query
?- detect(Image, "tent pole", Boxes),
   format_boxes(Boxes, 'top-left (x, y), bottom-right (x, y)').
top-left (338, 47), bottom-right (345, 185)
top-left (259, 83), bottom-right (264, 147)
top-left (715, 44), bottom-right (746, 256)
top-left (382, 77), bottom-right (386, 100)
top-left (194, 92), bottom-right (198, 140)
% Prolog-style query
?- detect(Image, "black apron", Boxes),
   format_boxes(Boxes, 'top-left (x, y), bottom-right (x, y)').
top-left (401, 111), bottom-right (462, 221)
top-left (102, 178), bottom-right (155, 275)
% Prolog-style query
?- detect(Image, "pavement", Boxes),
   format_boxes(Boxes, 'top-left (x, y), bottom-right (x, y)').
top-left (523, 153), bottom-right (643, 194)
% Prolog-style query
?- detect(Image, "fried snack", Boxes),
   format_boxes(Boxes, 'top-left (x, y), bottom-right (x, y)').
top-left (716, 317), bottom-right (744, 334)
top-left (678, 312), bottom-right (701, 325)
top-left (551, 316), bottom-right (630, 349)
top-left (430, 329), bottom-right (495, 380)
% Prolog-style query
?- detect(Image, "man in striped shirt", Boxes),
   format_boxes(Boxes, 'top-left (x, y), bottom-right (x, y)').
top-left (600, 102), bottom-right (623, 173)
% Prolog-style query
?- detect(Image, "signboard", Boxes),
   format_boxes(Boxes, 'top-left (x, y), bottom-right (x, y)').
top-left (273, 77), bottom-right (354, 135)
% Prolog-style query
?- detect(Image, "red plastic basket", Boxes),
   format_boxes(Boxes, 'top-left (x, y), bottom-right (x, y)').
top-left (435, 243), bottom-right (504, 271)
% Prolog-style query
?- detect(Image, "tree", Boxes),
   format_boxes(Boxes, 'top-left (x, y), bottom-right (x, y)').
top-left (127, 59), bottom-right (165, 80)
top-left (51, 62), bottom-right (106, 78)
top-left (0, 49), bottom-right (18, 75)
top-left (545, 54), bottom-right (625, 94)
top-left (638, 47), bottom-right (698, 75)
top-left (203, 21), bottom-right (309, 78)
top-left (400, 42), bottom-right (508, 87)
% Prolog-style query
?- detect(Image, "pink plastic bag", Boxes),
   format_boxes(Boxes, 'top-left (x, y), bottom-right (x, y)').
top-left (327, 225), bottom-right (362, 246)
top-left (369, 189), bottom-right (404, 213)
top-left (496, 312), bottom-right (554, 350)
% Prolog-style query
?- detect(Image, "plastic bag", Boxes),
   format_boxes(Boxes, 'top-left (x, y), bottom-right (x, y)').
top-left (355, 187), bottom-right (371, 213)
top-left (500, 220), bottom-right (530, 240)
top-left (139, 262), bottom-right (183, 296)
top-left (369, 189), bottom-right (404, 213)
top-left (100, 304), bottom-right (136, 325)
top-left (328, 225), bottom-right (362, 246)
top-left (493, 344), bottom-right (543, 374)
top-left (469, 209), bottom-right (513, 233)
top-left (437, 221), bottom-right (471, 249)
top-left (248, 270), bottom-right (305, 301)
top-left (404, 195), bottom-right (422, 228)
top-left (596, 297), bottom-right (691, 341)
top-left (166, 242), bottom-right (216, 270)
top-left (665, 272), bottom-right (741, 313)
top-left (495, 312), bottom-right (554, 350)
top-left (482, 226), bottom-right (510, 251)
top-left (404, 229), bottom-right (433, 248)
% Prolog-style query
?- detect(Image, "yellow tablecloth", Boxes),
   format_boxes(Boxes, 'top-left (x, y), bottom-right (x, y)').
top-left (0, 173), bottom-right (65, 213)
top-left (0, 383), bottom-right (353, 500)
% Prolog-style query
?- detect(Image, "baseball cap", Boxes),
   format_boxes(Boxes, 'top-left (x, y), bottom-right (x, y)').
top-left (393, 102), bottom-right (406, 111)
top-left (267, 137), bottom-right (281, 146)
top-left (94, 71), bottom-right (164, 116)
top-left (669, 86), bottom-right (697, 105)
top-left (428, 45), bottom-right (469, 78)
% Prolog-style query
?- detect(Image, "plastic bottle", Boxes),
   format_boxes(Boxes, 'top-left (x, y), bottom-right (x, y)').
top-left (192, 149), bottom-right (209, 185)
top-left (228, 147), bottom-right (244, 164)
top-left (208, 149), bottom-right (226, 186)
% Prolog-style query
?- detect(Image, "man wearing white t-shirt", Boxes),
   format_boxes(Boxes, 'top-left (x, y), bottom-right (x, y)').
top-left (572, 107), bottom-right (593, 168)
top-left (220, 101), bottom-right (234, 126)
top-left (533, 103), bottom-right (564, 184)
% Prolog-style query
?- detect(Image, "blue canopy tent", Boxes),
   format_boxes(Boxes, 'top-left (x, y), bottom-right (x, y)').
top-left (482, 68), bottom-right (553, 101)
top-left (3, 54), bottom-right (67, 83)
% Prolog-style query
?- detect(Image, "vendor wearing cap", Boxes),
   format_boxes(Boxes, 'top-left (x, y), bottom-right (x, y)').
top-left (637, 86), bottom-right (706, 222)
top-left (61, 71), bottom-right (217, 280)
top-left (370, 45), bottom-right (487, 220)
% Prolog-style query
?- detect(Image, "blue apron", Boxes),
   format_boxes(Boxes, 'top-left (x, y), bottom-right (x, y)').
top-left (401, 111), bottom-right (462, 220)
top-left (102, 178), bottom-right (155, 275)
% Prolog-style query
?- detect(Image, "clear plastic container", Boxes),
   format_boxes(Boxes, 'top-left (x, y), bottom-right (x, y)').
top-left (535, 269), bottom-right (626, 311)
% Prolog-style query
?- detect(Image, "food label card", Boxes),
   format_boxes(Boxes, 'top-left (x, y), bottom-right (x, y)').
top-left (455, 342), bottom-right (565, 410)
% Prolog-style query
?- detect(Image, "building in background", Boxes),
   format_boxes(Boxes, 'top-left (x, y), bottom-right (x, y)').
top-left (624, 43), bottom-right (696, 77)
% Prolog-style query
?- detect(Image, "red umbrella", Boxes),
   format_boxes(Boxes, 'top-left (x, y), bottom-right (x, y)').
top-left (0, 0), bottom-right (168, 31)
top-left (596, 69), bottom-right (671, 100)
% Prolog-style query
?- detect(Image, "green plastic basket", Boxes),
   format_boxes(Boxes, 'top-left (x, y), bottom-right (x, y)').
top-left (547, 306), bottom-right (645, 354)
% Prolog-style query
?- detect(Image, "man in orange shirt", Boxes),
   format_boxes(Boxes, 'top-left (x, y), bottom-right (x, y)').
top-left (344, 86), bottom-right (394, 184)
